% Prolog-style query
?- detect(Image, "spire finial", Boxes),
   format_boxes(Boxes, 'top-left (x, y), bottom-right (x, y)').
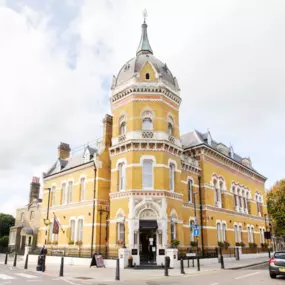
top-left (136, 9), bottom-right (153, 56)
top-left (143, 9), bottom-right (148, 23)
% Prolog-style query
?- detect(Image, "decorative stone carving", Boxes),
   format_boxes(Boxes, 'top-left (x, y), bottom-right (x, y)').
top-left (140, 209), bottom-right (157, 220)
top-left (142, 131), bottom-right (154, 138)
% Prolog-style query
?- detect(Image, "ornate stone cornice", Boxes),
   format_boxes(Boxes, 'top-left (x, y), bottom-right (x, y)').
top-left (110, 190), bottom-right (183, 201)
top-left (111, 85), bottom-right (181, 106)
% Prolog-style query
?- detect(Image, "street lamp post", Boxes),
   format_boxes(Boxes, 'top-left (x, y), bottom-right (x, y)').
top-left (44, 188), bottom-right (51, 245)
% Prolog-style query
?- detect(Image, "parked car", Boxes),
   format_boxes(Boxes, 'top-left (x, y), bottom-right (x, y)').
top-left (269, 251), bottom-right (285, 278)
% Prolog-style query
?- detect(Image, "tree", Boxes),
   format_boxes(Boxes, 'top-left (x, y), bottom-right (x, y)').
top-left (267, 180), bottom-right (285, 236)
top-left (0, 213), bottom-right (15, 238)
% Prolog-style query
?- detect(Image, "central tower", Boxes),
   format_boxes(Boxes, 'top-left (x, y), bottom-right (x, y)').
top-left (109, 17), bottom-right (184, 265)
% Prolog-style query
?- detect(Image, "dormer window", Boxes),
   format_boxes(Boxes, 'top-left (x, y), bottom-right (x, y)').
top-left (145, 73), bottom-right (150, 80)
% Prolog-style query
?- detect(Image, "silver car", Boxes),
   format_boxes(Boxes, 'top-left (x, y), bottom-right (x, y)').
top-left (269, 251), bottom-right (285, 278)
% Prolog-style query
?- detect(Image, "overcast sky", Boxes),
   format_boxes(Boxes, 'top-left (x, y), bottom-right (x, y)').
top-left (0, 0), bottom-right (284, 215)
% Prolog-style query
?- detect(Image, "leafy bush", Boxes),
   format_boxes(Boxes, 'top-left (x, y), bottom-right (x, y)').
top-left (190, 241), bottom-right (198, 247)
top-left (218, 241), bottom-right (224, 248)
top-left (0, 236), bottom-right (9, 247)
top-left (224, 241), bottom-right (230, 249)
top-left (171, 239), bottom-right (180, 248)
top-left (240, 241), bottom-right (246, 247)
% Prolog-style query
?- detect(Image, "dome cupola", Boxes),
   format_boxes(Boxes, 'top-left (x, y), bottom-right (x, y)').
top-left (111, 14), bottom-right (180, 94)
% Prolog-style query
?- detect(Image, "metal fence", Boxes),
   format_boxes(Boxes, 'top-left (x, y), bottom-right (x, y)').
top-left (29, 246), bottom-right (119, 260)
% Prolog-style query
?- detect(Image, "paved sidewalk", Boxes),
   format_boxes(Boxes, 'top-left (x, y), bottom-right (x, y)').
top-left (0, 254), bottom-right (269, 282)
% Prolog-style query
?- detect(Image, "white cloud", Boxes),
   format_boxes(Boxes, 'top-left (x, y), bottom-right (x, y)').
top-left (1, 0), bottom-right (285, 215)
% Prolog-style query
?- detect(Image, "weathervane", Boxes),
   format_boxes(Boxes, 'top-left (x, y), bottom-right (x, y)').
top-left (143, 9), bottom-right (148, 23)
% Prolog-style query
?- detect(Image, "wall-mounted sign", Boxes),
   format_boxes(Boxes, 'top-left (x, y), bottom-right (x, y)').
top-left (159, 249), bottom-right (165, 255)
top-left (131, 249), bottom-right (138, 255)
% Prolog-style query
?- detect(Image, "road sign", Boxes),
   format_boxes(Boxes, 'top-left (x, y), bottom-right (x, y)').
top-left (194, 228), bottom-right (200, 237)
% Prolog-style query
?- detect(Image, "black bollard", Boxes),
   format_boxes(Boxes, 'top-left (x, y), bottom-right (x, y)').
top-left (236, 247), bottom-right (240, 261)
top-left (192, 258), bottom-right (195, 267)
top-left (42, 255), bottom-right (46, 272)
top-left (221, 255), bottom-right (224, 269)
top-left (24, 254), bottom-right (29, 269)
top-left (197, 256), bottom-right (200, 271)
top-left (180, 258), bottom-right (185, 274)
top-left (164, 257), bottom-right (169, 277)
top-left (4, 252), bottom-right (8, 265)
top-left (115, 258), bottom-right (120, 281)
top-left (268, 248), bottom-right (271, 258)
top-left (13, 253), bottom-right (17, 267)
top-left (59, 257), bottom-right (64, 277)
top-left (187, 259), bottom-right (189, 268)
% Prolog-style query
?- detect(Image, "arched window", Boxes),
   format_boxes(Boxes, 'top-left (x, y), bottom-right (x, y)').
top-left (217, 223), bottom-right (221, 242)
top-left (169, 163), bottom-right (175, 192)
top-left (70, 220), bottom-right (75, 243)
top-left (190, 220), bottom-right (194, 242)
top-left (171, 222), bottom-right (176, 241)
top-left (145, 73), bottom-right (150, 80)
top-left (77, 219), bottom-right (83, 242)
top-left (118, 163), bottom-right (126, 191)
top-left (120, 121), bottom-right (126, 135)
top-left (188, 180), bottom-right (193, 202)
top-left (61, 183), bottom-right (66, 205)
top-left (168, 122), bottom-right (173, 136)
top-left (80, 178), bottom-right (85, 201)
top-left (142, 118), bottom-right (153, 131)
top-left (251, 227), bottom-right (255, 243)
top-left (67, 181), bottom-right (73, 204)
top-left (142, 160), bottom-right (153, 189)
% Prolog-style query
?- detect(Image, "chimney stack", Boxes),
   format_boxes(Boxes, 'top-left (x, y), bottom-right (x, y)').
top-left (102, 114), bottom-right (113, 147)
top-left (29, 176), bottom-right (40, 203)
top-left (58, 142), bottom-right (71, 159)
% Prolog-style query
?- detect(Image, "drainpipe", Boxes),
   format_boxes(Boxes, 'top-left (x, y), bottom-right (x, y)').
top-left (198, 176), bottom-right (204, 256)
top-left (91, 163), bottom-right (97, 258)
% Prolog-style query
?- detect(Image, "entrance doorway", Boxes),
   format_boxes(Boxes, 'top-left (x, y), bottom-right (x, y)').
top-left (139, 220), bottom-right (157, 265)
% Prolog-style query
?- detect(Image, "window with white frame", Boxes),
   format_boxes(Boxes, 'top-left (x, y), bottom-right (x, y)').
top-left (247, 226), bottom-right (251, 243)
top-left (188, 180), bottom-right (193, 202)
top-left (70, 220), bottom-right (75, 242)
top-left (217, 223), bottom-right (221, 242)
top-left (251, 227), bottom-right (255, 243)
top-left (20, 212), bottom-right (24, 222)
top-left (77, 219), bottom-right (83, 242)
top-left (168, 122), bottom-right (173, 136)
top-left (239, 225), bottom-right (243, 242)
top-left (169, 163), bottom-right (175, 192)
top-left (80, 178), bottom-right (85, 201)
top-left (30, 211), bottom-right (35, 220)
top-left (233, 187), bottom-right (238, 207)
top-left (67, 181), bottom-right (73, 204)
top-left (222, 223), bottom-right (226, 242)
top-left (49, 221), bottom-right (53, 242)
top-left (120, 121), bottom-right (126, 135)
top-left (61, 183), bottom-right (66, 205)
top-left (142, 118), bottom-right (153, 131)
top-left (234, 225), bottom-right (239, 242)
top-left (117, 223), bottom-right (125, 242)
top-left (118, 163), bottom-right (126, 191)
top-left (142, 159), bottom-right (153, 189)
top-left (171, 222), bottom-right (176, 241)
top-left (214, 180), bottom-right (219, 203)
top-left (51, 186), bottom-right (56, 207)
top-left (190, 220), bottom-right (194, 242)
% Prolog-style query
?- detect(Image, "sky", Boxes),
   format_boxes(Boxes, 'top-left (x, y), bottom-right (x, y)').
top-left (0, 0), bottom-right (284, 215)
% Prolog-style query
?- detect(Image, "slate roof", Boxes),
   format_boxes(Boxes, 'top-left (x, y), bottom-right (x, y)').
top-left (180, 130), bottom-right (262, 175)
top-left (44, 145), bottom-right (97, 178)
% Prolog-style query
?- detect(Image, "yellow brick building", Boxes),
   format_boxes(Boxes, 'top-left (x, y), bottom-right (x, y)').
top-left (38, 18), bottom-right (268, 264)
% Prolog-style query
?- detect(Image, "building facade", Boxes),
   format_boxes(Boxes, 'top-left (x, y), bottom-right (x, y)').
top-left (38, 19), bottom-right (268, 264)
top-left (9, 177), bottom-right (42, 253)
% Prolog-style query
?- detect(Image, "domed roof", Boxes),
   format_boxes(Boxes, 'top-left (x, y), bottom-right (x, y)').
top-left (113, 19), bottom-right (179, 91)
top-left (115, 54), bottom-right (176, 88)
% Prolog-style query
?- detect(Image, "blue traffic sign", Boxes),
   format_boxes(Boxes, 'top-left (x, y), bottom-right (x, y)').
top-left (194, 228), bottom-right (200, 237)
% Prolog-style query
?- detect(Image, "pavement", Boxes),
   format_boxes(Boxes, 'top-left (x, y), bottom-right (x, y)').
top-left (0, 254), bottom-right (271, 284)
